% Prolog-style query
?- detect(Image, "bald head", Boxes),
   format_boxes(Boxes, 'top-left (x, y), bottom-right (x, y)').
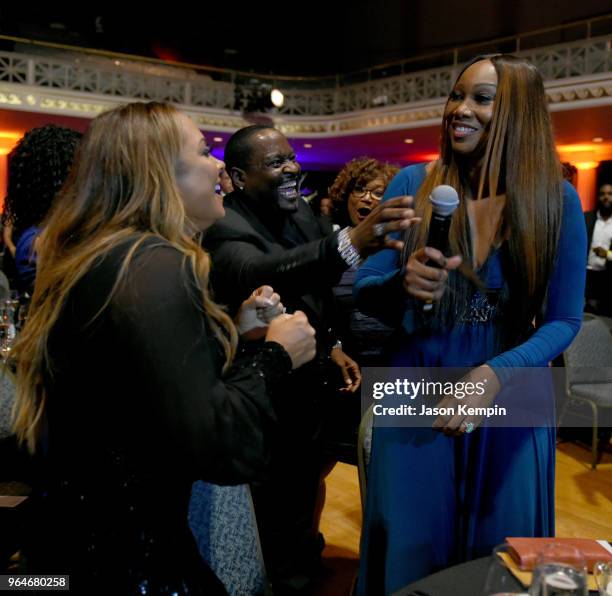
top-left (224, 125), bottom-right (277, 174)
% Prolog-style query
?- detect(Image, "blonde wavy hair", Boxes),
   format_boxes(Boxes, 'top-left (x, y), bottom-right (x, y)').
top-left (12, 102), bottom-right (237, 453)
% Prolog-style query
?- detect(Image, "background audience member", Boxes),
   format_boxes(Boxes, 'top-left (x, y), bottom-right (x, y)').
top-left (307, 194), bottom-right (339, 232)
top-left (0, 219), bottom-right (17, 288)
top-left (319, 196), bottom-right (333, 217)
top-left (327, 157), bottom-right (400, 366)
top-left (322, 158), bottom-right (401, 464)
top-left (561, 161), bottom-right (577, 186)
top-left (11, 102), bottom-right (315, 594)
top-left (3, 125), bottom-right (81, 294)
top-left (585, 182), bottom-right (612, 315)
top-left (218, 167), bottom-right (234, 195)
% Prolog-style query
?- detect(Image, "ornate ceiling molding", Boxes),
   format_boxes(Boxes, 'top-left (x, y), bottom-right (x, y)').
top-left (1, 36), bottom-right (610, 137)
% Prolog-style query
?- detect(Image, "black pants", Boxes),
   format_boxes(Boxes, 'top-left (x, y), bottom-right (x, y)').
top-left (250, 363), bottom-right (333, 595)
top-left (251, 447), bottom-right (325, 595)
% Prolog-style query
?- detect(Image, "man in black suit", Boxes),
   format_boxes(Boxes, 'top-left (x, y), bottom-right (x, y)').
top-left (204, 125), bottom-right (413, 594)
top-left (585, 183), bottom-right (612, 315)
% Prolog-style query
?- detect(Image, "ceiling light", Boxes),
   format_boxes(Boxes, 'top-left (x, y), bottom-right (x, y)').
top-left (575, 161), bottom-right (599, 170)
top-left (235, 83), bottom-right (284, 114)
top-left (0, 131), bottom-right (22, 156)
top-left (270, 89), bottom-right (284, 108)
top-left (592, 137), bottom-right (603, 143)
top-left (213, 137), bottom-right (223, 143)
top-left (304, 143), bottom-right (312, 148)
top-left (404, 138), bottom-right (414, 144)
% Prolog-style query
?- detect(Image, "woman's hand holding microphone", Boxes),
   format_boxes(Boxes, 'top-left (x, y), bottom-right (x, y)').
top-left (403, 247), bottom-right (463, 304)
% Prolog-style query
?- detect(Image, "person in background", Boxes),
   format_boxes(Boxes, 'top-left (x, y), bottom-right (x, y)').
top-left (561, 162), bottom-right (577, 186)
top-left (11, 102), bottom-right (316, 595)
top-left (322, 158), bottom-right (400, 463)
top-left (327, 157), bottom-right (400, 366)
top-left (319, 196), bottom-right (333, 217)
top-left (308, 194), bottom-right (339, 232)
top-left (3, 125), bottom-right (82, 294)
top-left (2, 221), bottom-right (16, 259)
top-left (218, 167), bottom-right (234, 196)
top-left (354, 54), bottom-right (585, 593)
top-left (585, 183), bottom-right (612, 315)
top-left (203, 125), bottom-right (415, 594)
top-left (0, 219), bottom-right (17, 288)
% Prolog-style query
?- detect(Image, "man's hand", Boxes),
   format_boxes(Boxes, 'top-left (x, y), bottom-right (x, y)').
top-left (593, 246), bottom-right (609, 259)
top-left (348, 196), bottom-right (419, 256)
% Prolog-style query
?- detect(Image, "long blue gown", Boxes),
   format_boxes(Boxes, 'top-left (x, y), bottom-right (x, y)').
top-left (354, 164), bottom-right (586, 595)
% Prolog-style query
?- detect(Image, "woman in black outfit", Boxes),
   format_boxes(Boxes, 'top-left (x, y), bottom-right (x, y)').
top-left (11, 102), bottom-right (315, 595)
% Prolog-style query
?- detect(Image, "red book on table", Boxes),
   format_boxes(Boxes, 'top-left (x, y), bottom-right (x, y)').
top-left (506, 537), bottom-right (612, 572)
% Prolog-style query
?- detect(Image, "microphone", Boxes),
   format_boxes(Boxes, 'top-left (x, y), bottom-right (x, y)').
top-left (423, 185), bottom-right (459, 312)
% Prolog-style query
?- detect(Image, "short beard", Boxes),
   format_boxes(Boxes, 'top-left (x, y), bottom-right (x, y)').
top-left (599, 203), bottom-right (612, 217)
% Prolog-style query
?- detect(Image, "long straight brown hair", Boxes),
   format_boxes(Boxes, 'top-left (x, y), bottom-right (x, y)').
top-left (12, 102), bottom-right (237, 453)
top-left (403, 54), bottom-right (563, 339)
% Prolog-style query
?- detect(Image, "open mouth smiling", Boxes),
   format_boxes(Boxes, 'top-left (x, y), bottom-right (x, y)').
top-left (278, 180), bottom-right (300, 200)
top-left (451, 122), bottom-right (478, 138)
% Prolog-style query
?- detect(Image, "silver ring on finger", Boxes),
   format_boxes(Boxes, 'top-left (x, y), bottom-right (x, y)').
top-left (460, 420), bottom-right (475, 434)
top-left (373, 223), bottom-right (386, 239)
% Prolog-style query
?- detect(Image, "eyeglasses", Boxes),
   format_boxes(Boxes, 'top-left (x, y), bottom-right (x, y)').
top-left (352, 187), bottom-right (384, 201)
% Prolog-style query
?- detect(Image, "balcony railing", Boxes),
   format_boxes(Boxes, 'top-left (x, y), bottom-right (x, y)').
top-left (0, 15), bottom-right (610, 118)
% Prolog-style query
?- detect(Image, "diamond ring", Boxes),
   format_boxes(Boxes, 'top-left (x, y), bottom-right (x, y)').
top-left (461, 421), bottom-right (475, 434)
top-left (373, 223), bottom-right (386, 239)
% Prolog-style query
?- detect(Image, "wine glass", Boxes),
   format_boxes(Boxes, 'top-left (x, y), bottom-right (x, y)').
top-left (484, 542), bottom-right (530, 595)
top-left (594, 562), bottom-right (611, 596)
top-left (529, 543), bottom-right (587, 596)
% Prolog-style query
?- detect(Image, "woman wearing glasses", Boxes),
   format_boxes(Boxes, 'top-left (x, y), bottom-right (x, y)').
top-left (327, 158), bottom-right (400, 369)
top-left (322, 158), bottom-right (401, 464)
top-left (354, 55), bottom-right (586, 594)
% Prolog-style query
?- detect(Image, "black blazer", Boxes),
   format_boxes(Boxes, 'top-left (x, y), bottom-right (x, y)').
top-left (204, 191), bottom-right (348, 341)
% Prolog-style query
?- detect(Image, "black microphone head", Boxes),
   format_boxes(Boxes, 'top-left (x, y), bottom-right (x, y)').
top-left (429, 185), bottom-right (459, 217)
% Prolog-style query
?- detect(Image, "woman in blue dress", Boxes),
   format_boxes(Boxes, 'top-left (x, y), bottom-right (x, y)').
top-left (354, 54), bottom-right (586, 594)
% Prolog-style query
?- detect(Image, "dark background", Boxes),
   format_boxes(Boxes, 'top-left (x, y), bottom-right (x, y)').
top-left (1, 3), bottom-right (610, 76)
